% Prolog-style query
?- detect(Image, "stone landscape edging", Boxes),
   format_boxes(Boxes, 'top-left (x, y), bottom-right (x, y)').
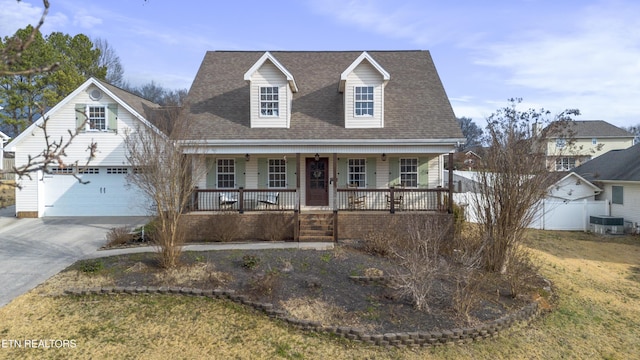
top-left (64, 285), bottom-right (542, 348)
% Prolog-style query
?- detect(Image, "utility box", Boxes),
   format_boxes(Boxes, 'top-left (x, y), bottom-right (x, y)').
top-left (590, 215), bottom-right (624, 234)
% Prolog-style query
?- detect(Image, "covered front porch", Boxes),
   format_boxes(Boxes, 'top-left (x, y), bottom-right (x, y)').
top-left (190, 152), bottom-right (454, 214)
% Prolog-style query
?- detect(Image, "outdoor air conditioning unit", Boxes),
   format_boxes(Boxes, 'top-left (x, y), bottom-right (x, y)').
top-left (589, 215), bottom-right (625, 235)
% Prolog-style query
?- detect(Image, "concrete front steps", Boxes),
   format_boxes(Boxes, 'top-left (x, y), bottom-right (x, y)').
top-left (298, 212), bottom-right (334, 242)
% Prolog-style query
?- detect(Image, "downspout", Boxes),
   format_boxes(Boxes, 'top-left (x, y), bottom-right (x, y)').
top-left (333, 152), bottom-right (338, 242)
top-left (448, 153), bottom-right (453, 213)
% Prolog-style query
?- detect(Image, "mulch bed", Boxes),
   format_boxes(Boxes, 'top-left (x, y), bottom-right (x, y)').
top-left (77, 241), bottom-right (536, 334)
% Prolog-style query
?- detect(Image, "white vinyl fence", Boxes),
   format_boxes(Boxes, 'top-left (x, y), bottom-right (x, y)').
top-left (453, 192), bottom-right (609, 231)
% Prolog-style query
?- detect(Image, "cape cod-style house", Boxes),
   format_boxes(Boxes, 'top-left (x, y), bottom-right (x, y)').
top-left (180, 50), bottom-right (464, 240)
top-left (182, 51), bottom-right (462, 208)
top-left (10, 50), bottom-right (464, 241)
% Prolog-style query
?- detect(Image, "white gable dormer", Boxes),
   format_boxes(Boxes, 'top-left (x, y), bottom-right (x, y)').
top-left (244, 52), bottom-right (298, 128)
top-left (340, 52), bottom-right (390, 129)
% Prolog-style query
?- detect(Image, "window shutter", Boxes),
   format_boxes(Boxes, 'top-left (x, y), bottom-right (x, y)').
top-left (75, 104), bottom-right (87, 130)
top-left (389, 157), bottom-right (399, 186)
top-left (337, 158), bottom-right (347, 186)
top-left (366, 157), bottom-right (376, 188)
top-left (418, 157), bottom-right (429, 188)
top-left (257, 158), bottom-right (267, 188)
top-left (107, 103), bottom-right (118, 131)
top-left (206, 159), bottom-right (216, 188)
top-left (286, 160), bottom-right (296, 189)
top-left (235, 157), bottom-right (245, 188)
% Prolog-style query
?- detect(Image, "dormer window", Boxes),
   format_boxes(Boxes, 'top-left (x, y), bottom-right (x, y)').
top-left (244, 52), bottom-right (297, 128)
top-left (355, 86), bottom-right (374, 116)
top-left (260, 86), bottom-right (279, 117)
top-left (340, 52), bottom-right (390, 129)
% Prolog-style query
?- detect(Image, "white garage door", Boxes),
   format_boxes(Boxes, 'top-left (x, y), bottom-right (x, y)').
top-left (43, 167), bottom-right (151, 216)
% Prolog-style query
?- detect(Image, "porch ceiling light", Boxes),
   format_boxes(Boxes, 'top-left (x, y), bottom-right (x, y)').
top-left (381, 153), bottom-right (387, 161)
top-left (314, 153), bottom-right (320, 161)
top-left (245, 153), bottom-right (250, 161)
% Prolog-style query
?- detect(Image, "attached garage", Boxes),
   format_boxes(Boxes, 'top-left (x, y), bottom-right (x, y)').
top-left (9, 78), bottom-right (163, 218)
top-left (43, 167), bottom-right (150, 216)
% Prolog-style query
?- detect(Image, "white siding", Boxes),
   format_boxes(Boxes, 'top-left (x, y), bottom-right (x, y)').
top-left (547, 174), bottom-right (598, 201)
top-left (428, 156), bottom-right (441, 188)
top-left (344, 62), bottom-right (384, 128)
top-left (249, 62), bottom-right (289, 128)
top-left (376, 160), bottom-right (389, 188)
top-left (245, 158), bottom-right (258, 189)
top-left (602, 183), bottom-right (640, 225)
top-left (14, 84), bottom-right (149, 215)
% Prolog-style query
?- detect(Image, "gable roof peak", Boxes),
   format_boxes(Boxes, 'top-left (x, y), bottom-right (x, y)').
top-left (339, 51), bottom-right (390, 92)
top-left (243, 51), bottom-right (298, 93)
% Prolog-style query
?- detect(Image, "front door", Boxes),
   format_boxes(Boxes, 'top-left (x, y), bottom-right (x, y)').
top-left (306, 157), bottom-right (329, 206)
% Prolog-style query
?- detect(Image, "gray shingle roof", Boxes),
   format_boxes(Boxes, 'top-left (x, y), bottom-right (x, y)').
top-left (551, 120), bottom-right (634, 138)
top-left (96, 79), bottom-right (161, 120)
top-left (574, 143), bottom-right (640, 182)
top-left (181, 51), bottom-right (463, 141)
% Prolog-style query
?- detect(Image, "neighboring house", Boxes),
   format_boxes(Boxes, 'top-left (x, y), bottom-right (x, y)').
top-left (545, 171), bottom-right (601, 201)
top-left (573, 143), bottom-right (640, 228)
top-left (180, 51), bottom-right (464, 214)
top-left (0, 130), bottom-right (9, 171)
top-left (546, 120), bottom-right (634, 171)
top-left (8, 78), bottom-right (160, 217)
top-left (450, 170), bottom-right (607, 231)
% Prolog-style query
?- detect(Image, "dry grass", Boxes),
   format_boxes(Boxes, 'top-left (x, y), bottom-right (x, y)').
top-left (0, 180), bottom-right (15, 207)
top-left (0, 230), bottom-right (638, 359)
top-left (280, 296), bottom-right (375, 331)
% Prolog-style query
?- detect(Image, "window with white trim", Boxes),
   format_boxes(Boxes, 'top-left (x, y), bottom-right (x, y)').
top-left (348, 158), bottom-right (366, 188)
top-left (88, 105), bottom-right (106, 130)
top-left (555, 157), bottom-right (576, 171)
top-left (217, 159), bottom-right (235, 188)
top-left (555, 138), bottom-right (566, 149)
top-left (354, 86), bottom-right (374, 116)
top-left (260, 86), bottom-right (279, 116)
top-left (268, 159), bottom-right (286, 188)
top-left (400, 158), bottom-right (418, 188)
top-left (592, 138), bottom-right (598, 145)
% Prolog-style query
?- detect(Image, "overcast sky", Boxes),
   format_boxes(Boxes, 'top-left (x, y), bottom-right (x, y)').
top-left (1, 0), bottom-right (638, 128)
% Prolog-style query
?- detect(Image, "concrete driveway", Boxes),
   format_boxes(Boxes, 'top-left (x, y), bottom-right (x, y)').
top-left (0, 206), bottom-right (149, 307)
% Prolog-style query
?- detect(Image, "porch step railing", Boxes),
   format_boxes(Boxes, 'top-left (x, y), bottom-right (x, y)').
top-left (336, 188), bottom-right (449, 213)
top-left (191, 188), bottom-right (298, 213)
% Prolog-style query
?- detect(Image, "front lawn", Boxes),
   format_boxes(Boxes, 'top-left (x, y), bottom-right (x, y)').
top-left (0, 231), bottom-right (638, 359)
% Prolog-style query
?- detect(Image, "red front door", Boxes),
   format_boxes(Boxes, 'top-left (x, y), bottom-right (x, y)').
top-left (306, 157), bottom-right (329, 206)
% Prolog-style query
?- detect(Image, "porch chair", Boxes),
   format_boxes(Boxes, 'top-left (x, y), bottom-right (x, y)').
top-left (386, 184), bottom-right (404, 211)
top-left (347, 182), bottom-right (366, 210)
top-left (258, 192), bottom-right (280, 209)
top-left (218, 192), bottom-right (238, 210)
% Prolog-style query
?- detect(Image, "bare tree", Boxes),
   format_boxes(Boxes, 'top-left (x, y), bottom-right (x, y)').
top-left (384, 215), bottom-right (452, 312)
top-left (124, 106), bottom-right (205, 268)
top-left (94, 37), bottom-right (125, 86)
top-left (469, 98), bottom-right (579, 273)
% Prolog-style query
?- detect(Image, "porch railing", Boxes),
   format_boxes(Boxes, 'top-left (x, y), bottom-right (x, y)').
top-left (336, 187), bottom-right (449, 213)
top-left (191, 188), bottom-right (298, 213)
top-left (190, 187), bottom-right (449, 213)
